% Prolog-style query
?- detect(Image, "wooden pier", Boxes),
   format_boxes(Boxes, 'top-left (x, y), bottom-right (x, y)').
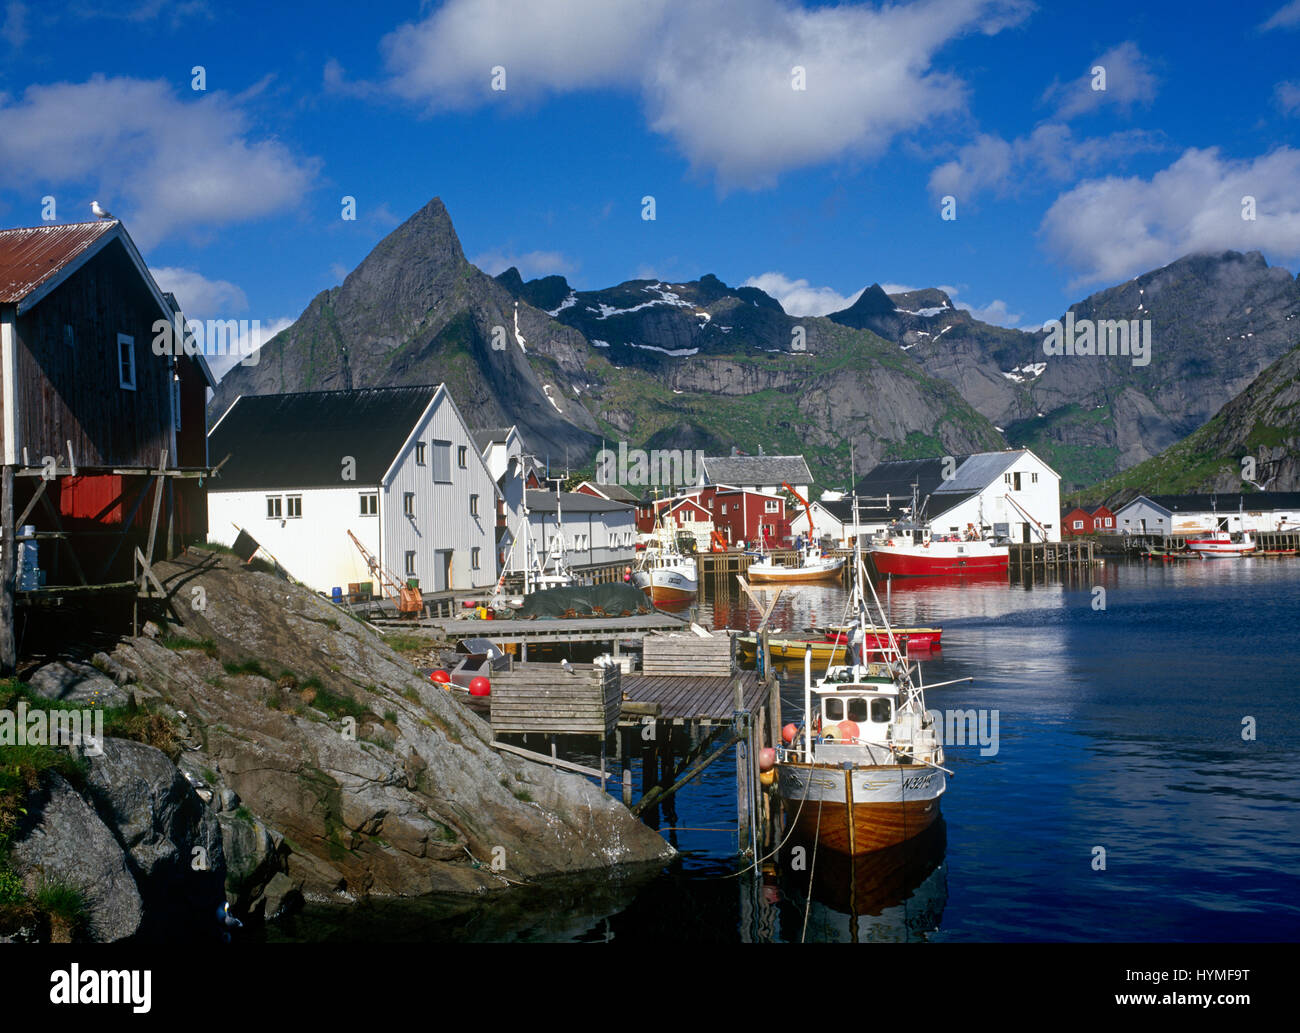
top-left (1008, 539), bottom-right (1094, 577)
top-left (483, 627), bottom-right (783, 859)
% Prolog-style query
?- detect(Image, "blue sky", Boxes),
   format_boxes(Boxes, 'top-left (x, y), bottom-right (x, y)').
top-left (2, 0), bottom-right (1298, 378)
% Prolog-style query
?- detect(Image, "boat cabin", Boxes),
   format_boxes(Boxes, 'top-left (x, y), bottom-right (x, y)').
top-left (813, 665), bottom-right (900, 742)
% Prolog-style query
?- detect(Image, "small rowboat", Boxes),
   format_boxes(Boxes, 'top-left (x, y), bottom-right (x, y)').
top-left (817, 625), bottom-right (943, 650)
top-left (737, 627), bottom-right (942, 664)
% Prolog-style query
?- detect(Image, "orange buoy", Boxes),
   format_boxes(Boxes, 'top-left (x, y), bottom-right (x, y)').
top-left (759, 768), bottom-right (776, 787)
top-left (758, 747), bottom-right (776, 771)
top-left (430, 670), bottom-right (450, 684)
top-left (469, 676), bottom-right (491, 696)
top-left (781, 723), bottom-right (798, 744)
top-left (838, 720), bottom-right (860, 742)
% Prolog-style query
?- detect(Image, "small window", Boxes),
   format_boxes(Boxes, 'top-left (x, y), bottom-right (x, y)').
top-left (415, 442), bottom-right (427, 466)
top-left (1073, 520), bottom-right (1083, 530)
top-left (870, 698), bottom-right (893, 723)
top-left (405, 551), bottom-right (416, 576)
top-left (824, 697), bottom-right (844, 722)
top-left (404, 492), bottom-right (415, 516)
top-left (360, 492), bottom-right (378, 516)
top-left (1031, 472), bottom-right (1039, 484)
top-left (266, 496), bottom-right (282, 519)
top-left (765, 500), bottom-right (779, 513)
top-left (431, 441), bottom-right (452, 483)
top-left (457, 445), bottom-right (468, 468)
top-left (117, 333), bottom-right (136, 390)
top-left (847, 698), bottom-right (868, 722)
top-left (471, 547), bottom-right (481, 570)
top-left (1103, 517), bottom-right (1113, 527)
top-left (470, 493), bottom-right (479, 518)
top-left (286, 495), bottom-right (302, 519)
top-left (720, 504), bottom-right (727, 515)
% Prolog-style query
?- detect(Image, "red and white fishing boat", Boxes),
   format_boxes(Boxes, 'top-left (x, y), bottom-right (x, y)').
top-left (869, 536), bottom-right (1008, 577)
top-left (1185, 531), bottom-right (1256, 557)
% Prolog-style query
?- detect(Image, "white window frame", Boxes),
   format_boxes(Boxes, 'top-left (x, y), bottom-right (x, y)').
top-left (117, 333), bottom-right (136, 390)
top-left (266, 495), bottom-right (282, 519)
top-left (404, 492), bottom-right (415, 516)
top-left (1073, 520), bottom-right (1083, 530)
top-left (285, 495), bottom-right (302, 519)
top-left (405, 551), bottom-right (417, 576)
top-left (415, 441), bottom-right (427, 466)
top-left (765, 500), bottom-right (779, 513)
top-left (471, 546), bottom-right (481, 570)
top-left (470, 493), bottom-right (479, 518)
top-left (457, 444), bottom-right (468, 469)
top-left (360, 492), bottom-right (378, 516)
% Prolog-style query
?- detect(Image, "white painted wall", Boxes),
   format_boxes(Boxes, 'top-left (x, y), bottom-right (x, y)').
top-left (208, 486), bottom-right (382, 593)
top-left (930, 452), bottom-right (1061, 542)
top-left (526, 505), bottom-right (637, 568)
top-left (381, 390), bottom-right (500, 592)
top-left (1115, 500), bottom-right (1300, 535)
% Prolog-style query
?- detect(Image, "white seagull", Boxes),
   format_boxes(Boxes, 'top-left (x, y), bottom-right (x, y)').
top-left (91, 201), bottom-right (114, 220)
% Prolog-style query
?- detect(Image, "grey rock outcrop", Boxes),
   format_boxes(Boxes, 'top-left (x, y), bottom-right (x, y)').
top-left (9, 773), bottom-right (143, 942)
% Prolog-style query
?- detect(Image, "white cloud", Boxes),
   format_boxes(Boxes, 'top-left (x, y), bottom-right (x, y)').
top-left (929, 123), bottom-right (1163, 200)
top-left (1043, 41), bottom-right (1158, 120)
top-left (370, 0), bottom-right (1032, 189)
top-left (152, 266), bottom-right (248, 318)
top-left (955, 297), bottom-right (1022, 326)
top-left (471, 248), bottom-right (576, 280)
top-left (742, 272), bottom-right (865, 316)
top-left (1261, 1), bottom-right (1300, 30)
top-left (1040, 146), bottom-right (1300, 287)
top-left (210, 316), bottom-right (294, 383)
top-left (0, 76), bottom-right (318, 246)
top-left (1275, 81), bottom-right (1300, 116)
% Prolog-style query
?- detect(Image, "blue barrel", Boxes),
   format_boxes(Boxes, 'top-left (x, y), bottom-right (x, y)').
top-left (331, 586), bottom-right (343, 602)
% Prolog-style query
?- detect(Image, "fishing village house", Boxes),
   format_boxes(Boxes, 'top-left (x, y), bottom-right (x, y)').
top-left (206, 385), bottom-right (501, 596)
top-left (698, 451), bottom-right (813, 499)
top-left (1061, 503), bottom-right (1116, 536)
top-left (0, 218), bottom-right (216, 670)
top-left (1112, 493), bottom-right (1300, 536)
top-left (853, 450), bottom-right (1062, 543)
top-left (522, 489), bottom-right (636, 569)
top-left (471, 426), bottom-right (524, 571)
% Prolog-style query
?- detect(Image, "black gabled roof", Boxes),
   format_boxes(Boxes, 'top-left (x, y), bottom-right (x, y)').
top-left (208, 386), bottom-right (438, 491)
top-left (1139, 492), bottom-right (1300, 513)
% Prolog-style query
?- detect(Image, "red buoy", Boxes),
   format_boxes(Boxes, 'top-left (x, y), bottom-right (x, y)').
top-left (430, 670), bottom-right (450, 684)
top-left (781, 723), bottom-right (798, 744)
top-left (758, 747), bottom-right (776, 771)
top-left (837, 720), bottom-right (860, 742)
top-left (462, 599), bottom-right (477, 608)
top-left (469, 676), bottom-right (491, 696)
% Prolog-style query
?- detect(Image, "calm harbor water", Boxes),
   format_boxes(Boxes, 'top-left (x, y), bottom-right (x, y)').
top-left (275, 558), bottom-right (1300, 942)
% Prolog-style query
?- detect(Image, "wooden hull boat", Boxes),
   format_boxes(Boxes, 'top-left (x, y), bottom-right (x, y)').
top-left (632, 565), bottom-right (698, 603)
top-left (819, 626), bottom-right (943, 650)
top-left (778, 760), bottom-right (944, 853)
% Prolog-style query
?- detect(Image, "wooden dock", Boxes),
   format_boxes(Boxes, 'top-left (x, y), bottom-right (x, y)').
top-left (377, 612), bottom-right (687, 650)
top-left (1008, 539), bottom-right (1094, 576)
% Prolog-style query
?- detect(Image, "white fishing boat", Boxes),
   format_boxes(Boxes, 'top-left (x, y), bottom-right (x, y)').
top-left (747, 482), bottom-right (844, 583)
top-left (776, 543), bottom-right (968, 856)
top-left (1185, 531), bottom-right (1256, 557)
top-left (632, 525), bottom-right (698, 604)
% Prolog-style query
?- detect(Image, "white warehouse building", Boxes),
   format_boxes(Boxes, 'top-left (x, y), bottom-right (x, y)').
top-left (207, 384), bottom-right (501, 595)
top-left (853, 449), bottom-right (1062, 543)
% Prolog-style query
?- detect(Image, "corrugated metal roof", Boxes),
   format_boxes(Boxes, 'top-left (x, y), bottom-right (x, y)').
top-left (208, 386), bottom-right (439, 490)
top-left (526, 490), bottom-right (633, 514)
top-left (0, 220), bottom-right (118, 304)
top-left (937, 451), bottom-right (1021, 493)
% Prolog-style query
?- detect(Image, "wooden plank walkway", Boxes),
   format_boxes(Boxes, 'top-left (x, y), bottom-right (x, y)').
top-left (376, 612), bottom-right (688, 644)
top-left (620, 670), bottom-right (765, 723)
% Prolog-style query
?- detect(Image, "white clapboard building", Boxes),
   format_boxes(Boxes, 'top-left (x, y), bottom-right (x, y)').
top-left (1113, 493), bottom-right (1300, 536)
top-left (854, 449), bottom-right (1062, 543)
top-left (523, 489), bottom-right (637, 570)
top-left (207, 385), bottom-right (500, 594)
top-left (472, 426), bottom-right (525, 569)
